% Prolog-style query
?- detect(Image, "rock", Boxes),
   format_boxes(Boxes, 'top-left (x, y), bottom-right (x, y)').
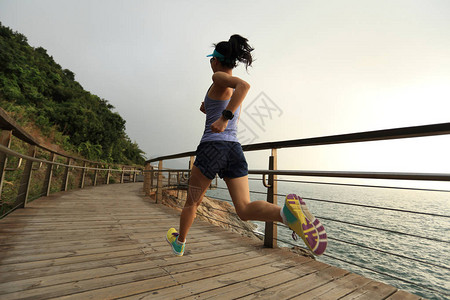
top-left (159, 189), bottom-right (261, 240)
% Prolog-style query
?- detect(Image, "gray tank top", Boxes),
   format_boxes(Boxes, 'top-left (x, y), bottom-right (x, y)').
top-left (200, 91), bottom-right (240, 143)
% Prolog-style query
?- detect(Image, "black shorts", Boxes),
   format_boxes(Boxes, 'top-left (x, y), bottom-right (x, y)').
top-left (194, 141), bottom-right (248, 180)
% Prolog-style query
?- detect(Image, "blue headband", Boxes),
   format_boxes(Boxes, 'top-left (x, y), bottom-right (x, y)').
top-left (206, 49), bottom-right (225, 61)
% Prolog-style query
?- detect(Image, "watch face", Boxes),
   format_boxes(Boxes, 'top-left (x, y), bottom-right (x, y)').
top-left (223, 110), bottom-right (234, 120)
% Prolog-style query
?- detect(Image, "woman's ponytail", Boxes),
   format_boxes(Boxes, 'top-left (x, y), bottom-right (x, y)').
top-left (228, 34), bottom-right (253, 70)
top-left (213, 34), bottom-right (254, 70)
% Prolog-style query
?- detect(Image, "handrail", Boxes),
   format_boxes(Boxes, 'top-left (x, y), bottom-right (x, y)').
top-left (145, 167), bottom-right (450, 182)
top-left (0, 144), bottom-right (138, 172)
top-left (249, 170), bottom-right (450, 181)
top-left (147, 151), bottom-right (196, 164)
top-left (147, 122), bottom-right (450, 163)
top-left (241, 122), bottom-right (450, 152)
top-left (0, 107), bottom-right (38, 146)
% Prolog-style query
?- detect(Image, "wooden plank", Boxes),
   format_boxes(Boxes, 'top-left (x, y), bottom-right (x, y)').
top-left (161, 250), bottom-right (264, 275)
top-left (0, 255), bottom-right (149, 284)
top-left (0, 231), bottom-right (129, 244)
top-left (0, 268), bottom-right (171, 300)
top-left (386, 290), bottom-right (423, 300)
top-left (0, 238), bottom-right (136, 254)
top-left (339, 280), bottom-right (398, 300)
top-left (121, 284), bottom-right (193, 300)
top-left (0, 248), bottom-right (144, 273)
top-left (0, 234), bottom-right (131, 248)
top-left (182, 266), bottom-right (300, 299)
top-left (0, 260), bottom-right (160, 294)
top-left (292, 272), bottom-right (373, 300)
top-left (0, 244), bottom-right (143, 264)
top-left (172, 259), bottom-right (303, 298)
top-left (239, 264), bottom-right (347, 300)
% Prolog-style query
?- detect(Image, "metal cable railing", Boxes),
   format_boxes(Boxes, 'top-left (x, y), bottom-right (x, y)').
top-left (303, 196), bottom-right (448, 218)
top-left (272, 177), bottom-right (450, 193)
top-left (316, 215), bottom-right (449, 244)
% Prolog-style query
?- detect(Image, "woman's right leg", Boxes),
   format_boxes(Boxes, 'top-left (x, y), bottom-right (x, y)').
top-left (225, 175), bottom-right (283, 222)
top-left (178, 165), bottom-right (212, 242)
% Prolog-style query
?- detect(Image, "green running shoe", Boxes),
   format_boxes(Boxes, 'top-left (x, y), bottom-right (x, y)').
top-left (166, 228), bottom-right (185, 256)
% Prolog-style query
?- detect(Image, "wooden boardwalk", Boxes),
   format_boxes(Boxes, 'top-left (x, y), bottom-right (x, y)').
top-left (0, 183), bottom-right (421, 300)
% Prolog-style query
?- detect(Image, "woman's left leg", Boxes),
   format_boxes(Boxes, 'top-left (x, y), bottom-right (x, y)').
top-left (178, 165), bottom-right (213, 242)
top-left (225, 175), bottom-right (283, 223)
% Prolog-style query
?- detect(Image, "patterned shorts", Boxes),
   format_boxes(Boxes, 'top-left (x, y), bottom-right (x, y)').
top-left (194, 141), bottom-right (248, 180)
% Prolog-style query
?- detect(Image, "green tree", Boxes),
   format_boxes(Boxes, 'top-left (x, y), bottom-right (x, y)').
top-left (0, 22), bottom-right (146, 164)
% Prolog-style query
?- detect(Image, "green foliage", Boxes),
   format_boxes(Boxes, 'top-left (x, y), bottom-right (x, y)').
top-left (0, 22), bottom-right (145, 165)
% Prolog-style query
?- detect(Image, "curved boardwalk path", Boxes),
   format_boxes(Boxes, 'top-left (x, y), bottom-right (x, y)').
top-left (0, 183), bottom-right (421, 299)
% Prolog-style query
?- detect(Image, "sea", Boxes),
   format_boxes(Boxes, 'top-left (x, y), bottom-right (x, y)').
top-left (205, 177), bottom-right (450, 300)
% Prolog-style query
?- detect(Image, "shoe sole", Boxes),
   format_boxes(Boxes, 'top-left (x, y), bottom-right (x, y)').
top-left (284, 194), bottom-right (327, 255)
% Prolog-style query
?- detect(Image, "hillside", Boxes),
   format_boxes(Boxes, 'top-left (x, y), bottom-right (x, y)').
top-left (0, 22), bottom-right (145, 165)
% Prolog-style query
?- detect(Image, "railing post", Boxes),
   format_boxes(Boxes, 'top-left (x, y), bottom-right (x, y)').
top-left (156, 160), bottom-right (163, 203)
top-left (80, 161), bottom-right (87, 189)
top-left (177, 171), bottom-right (180, 199)
top-left (93, 164), bottom-right (98, 186)
top-left (150, 165), bottom-right (154, 191)
top-left (16, 145), bottom-right (37, 208)
top-left (0, 130), bottom-right (12, 196)
top-left (168, 171), bottom-right (171, 188)
top-left (144, 163), bottom-right (151, 195)
top-left (133, 167), bottom-right (137, 182)
top-left (106, 166), bottom-right (111, 184)
top-left (120, 166), bottom-right (125, 184)
top-left (189, 156), bottom-right (195, 170)
top-left (62, 157), bottom-right (71, 191)
top-left (188, 155), bottom-right (195, 184)
top-left (264, 148), bottom-right (278, 248)
top-left (186, 156), bottom-right (195, 201)
top-left (42, 153), bottom-right (56, 196)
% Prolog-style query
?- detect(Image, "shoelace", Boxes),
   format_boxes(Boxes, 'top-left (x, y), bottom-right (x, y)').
top-left (291, 231), bottom-right (298, 241)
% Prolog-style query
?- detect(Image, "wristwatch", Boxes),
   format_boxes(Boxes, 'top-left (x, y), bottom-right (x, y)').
top-left (222, 109), bottom-right (234, 120)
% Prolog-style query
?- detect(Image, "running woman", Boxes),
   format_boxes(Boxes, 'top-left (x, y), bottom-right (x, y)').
top-left (166, 34), bottom-right (327, 256)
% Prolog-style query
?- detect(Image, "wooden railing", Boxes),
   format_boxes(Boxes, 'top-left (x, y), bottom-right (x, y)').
top-left (0, 108), bottom-right (142, 218)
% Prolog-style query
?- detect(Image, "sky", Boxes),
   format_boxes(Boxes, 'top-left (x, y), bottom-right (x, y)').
top-left (1, 0), bottom-right (449, 188)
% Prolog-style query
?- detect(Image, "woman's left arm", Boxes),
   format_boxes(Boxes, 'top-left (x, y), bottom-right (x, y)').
top-left (212, 71), bottom-right (250, 113)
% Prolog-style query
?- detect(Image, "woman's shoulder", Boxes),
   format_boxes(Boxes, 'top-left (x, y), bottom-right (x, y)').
top-left (207, 84), bottom-right (233, 101)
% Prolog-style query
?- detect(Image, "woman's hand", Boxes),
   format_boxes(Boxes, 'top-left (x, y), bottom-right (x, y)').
top-left (210, 116), bottom-right (228, 133)
top-left (200, 102), bottom-right (206, 114)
